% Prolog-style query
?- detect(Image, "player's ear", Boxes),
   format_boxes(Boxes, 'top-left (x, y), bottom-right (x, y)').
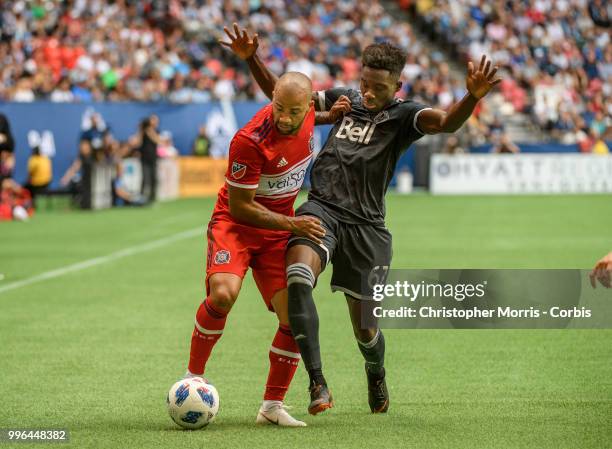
top-left (395, 81), bottom-right (402, 92)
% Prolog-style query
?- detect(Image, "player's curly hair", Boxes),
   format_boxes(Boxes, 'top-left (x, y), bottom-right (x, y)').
top-left (361, 42), bottom-right (406, 77)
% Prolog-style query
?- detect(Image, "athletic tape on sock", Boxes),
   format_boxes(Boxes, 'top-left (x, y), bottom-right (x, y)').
top-left (287, 263), bottom-right (315, 287)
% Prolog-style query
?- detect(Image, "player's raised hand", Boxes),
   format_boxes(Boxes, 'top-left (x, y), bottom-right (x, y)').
top-left (466, 55), bottom-right (502, 100)
top-left (219, 23), bottom-right (259, 60)
top-left (289, 216), bottom-right (326, 245)
top-left (328, 95), bottom-right (352, 122)
top-left (590, 251), bottom-right (612, 288)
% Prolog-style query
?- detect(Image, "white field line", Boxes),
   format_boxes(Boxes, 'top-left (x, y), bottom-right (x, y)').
top-left (0, 227), bottom-right (203, 295)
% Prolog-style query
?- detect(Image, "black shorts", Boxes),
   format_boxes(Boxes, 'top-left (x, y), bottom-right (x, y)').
top-left (288, 200), bottom-right (392, 300)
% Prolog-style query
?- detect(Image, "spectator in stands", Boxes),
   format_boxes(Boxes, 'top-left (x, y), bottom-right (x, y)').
top-left (50, 77), bottom-right (75, 103)
top-left (11, 77), bottom-right (35, 102)
top-left (192, 125), bottom-right (211, 157)
top-left (492, 134), bottom-right (520, 154)
top-left (24, 145), bottom-right (52, 208)
top-left (590, 129), bottom-right (610, 155)
top-left (157, 131), bottom-right (178, 158)
top-left (442, 135), bottom-right (466, 154)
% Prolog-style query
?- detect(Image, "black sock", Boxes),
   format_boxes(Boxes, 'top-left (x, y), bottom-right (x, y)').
top-left (287, 280), bottom-right (325, 385)
top-left (307, 368), bottom-right (326, 387)
top-left (358, 329), bottom-right (385, 376)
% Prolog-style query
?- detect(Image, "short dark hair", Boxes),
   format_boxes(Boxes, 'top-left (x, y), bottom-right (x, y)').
top-left (361, 42), bottom-right (406, 77)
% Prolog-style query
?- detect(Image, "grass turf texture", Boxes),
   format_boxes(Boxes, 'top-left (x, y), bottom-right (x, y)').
top-left (0, 194), bottom-right (610, 449)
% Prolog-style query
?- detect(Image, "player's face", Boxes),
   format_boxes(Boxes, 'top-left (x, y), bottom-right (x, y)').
top-left (272, 91), bottom-right (312, 135)
top-left (360, 66), bottom-right (402, 112)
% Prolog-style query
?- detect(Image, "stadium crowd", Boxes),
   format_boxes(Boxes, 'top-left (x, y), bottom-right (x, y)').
top-left (0, 0), bottom-right (444, 101)
top-left (0, 0), bottom-right (610, 150)
top-left (411, 0), bottom-right (611, 149)
top-left (0, 1), bottom-right (488, 135)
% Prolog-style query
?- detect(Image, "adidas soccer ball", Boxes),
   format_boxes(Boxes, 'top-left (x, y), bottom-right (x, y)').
top-left (167, 377), bottom-right (220, 429)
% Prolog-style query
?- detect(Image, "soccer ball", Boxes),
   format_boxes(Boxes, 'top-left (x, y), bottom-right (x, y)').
top-left (167, 377), bottom-right (220, 429)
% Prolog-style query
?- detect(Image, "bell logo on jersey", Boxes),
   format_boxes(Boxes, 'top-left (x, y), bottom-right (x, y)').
top-left (335, 116), bottom-right (376, 144)
top-left (214, 250), bottom-right (231, 264)
top-left (231, 162), bottom-right (247, 179)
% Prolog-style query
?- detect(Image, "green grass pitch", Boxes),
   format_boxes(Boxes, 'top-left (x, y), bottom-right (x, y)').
top-left (1, 194), bottom-right (611, 449)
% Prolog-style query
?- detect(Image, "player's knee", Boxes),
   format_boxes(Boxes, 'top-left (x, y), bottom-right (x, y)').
top-left (286, 243), bottom-right (322, 277)
top-left (209, 284), bottom-right (238, 312)
top-left (355, 327), bottom-right (378, 343)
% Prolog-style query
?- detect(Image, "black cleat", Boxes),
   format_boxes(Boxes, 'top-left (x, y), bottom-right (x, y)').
top-left (308, 383), bottom-right (334, 415)
top-left (366, 366), bottom-right (389, 413)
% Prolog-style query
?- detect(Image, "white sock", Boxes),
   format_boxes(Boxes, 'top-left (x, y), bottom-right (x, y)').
top-left (262, 400), bottom-right (282, 412)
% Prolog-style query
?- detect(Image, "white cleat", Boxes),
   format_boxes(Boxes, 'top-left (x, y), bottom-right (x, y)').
top-left (183, 372), bottom-right (210, 383)
top-left (256, 404), bottom-right (307, 427)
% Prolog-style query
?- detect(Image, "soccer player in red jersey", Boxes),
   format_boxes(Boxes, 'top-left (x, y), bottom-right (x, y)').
top-left (185, 64), bottom-right (350, 426)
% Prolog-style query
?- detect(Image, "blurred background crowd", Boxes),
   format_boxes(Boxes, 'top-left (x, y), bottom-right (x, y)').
top-left (413, 0), bottom-right (611, 149)
top-left (1, 0), bottom-right (609, 147)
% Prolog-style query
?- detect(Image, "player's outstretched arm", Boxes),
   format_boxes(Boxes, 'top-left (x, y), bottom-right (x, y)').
top-left (417, 55), bottom-right (502, 134)
top-left (228, 185), bottom-right (325, 244)
top-left (219, 23), bottom-right (277, 100)
top-left (315, 95), bottom-right (351, 125)
top-left (590, 252), bottom-right (612, 288)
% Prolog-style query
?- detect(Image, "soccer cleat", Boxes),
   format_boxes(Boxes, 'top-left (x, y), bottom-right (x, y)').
top-left (256, 404), bottom-right (307, 427)
top-left (308, 384), bottom-right (334, 415)
top-left (366, 366), bottom-right (389, 413)
top-left (183, 371), bottom-right (210, 383)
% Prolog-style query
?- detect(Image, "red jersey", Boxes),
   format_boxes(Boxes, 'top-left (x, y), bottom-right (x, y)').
top-left (213, 103), bottom-right (315, 220)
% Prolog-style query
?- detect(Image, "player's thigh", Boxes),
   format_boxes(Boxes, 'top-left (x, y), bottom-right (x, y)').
top-left (251, 233), bottom-right (289, 312)
top-left (287, 201), bottom-right (339, 278)
top-left (205, 219), bottom-right (251, 309)
top-left (330, 224), bottom-right (392, 299)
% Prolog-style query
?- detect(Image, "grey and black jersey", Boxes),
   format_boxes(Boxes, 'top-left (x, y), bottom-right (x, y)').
top-left (311, 87), bottom-right (430, 224)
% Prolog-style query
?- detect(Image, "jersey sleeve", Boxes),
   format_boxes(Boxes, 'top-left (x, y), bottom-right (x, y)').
top-left (400, 101), bottom-right (432, 139)
top-left (314, 87), bottom-right (352, 111)
top-left (225, 134), bottom-right (265, 189)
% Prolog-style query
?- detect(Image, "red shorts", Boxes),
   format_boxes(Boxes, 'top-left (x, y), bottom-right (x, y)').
top-left (205, 217), bottom-right (290, 310)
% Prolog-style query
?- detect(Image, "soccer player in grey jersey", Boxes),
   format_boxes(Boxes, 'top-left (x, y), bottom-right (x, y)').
top-left (221, 23), bottom-right (501, 416)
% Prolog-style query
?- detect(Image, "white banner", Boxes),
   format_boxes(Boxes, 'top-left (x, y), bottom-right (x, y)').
top-left (157, 158), bottom-right (180, 201)
top-left (91, 163), bottom-right (113, 210)
top-left (430, 154), bottom-right (612, 194)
